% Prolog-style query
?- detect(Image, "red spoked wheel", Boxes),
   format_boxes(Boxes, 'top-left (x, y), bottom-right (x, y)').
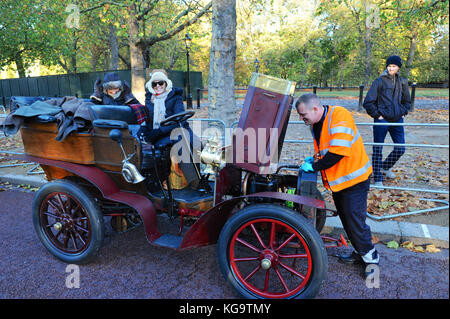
top-left (218, 204), bottom-right (327, 299)
top-left (32, 179), bottom-right (104, 264)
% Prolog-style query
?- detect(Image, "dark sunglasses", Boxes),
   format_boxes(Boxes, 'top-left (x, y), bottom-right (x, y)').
top-left (152, 81), bottom-right (166, 88)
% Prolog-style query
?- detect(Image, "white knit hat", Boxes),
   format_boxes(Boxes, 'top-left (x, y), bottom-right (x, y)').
top-left (145, 71), bottom-right (173, 94)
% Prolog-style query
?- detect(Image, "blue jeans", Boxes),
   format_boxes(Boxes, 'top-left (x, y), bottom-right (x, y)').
top-left (372, 117), bottom-right (406, 182)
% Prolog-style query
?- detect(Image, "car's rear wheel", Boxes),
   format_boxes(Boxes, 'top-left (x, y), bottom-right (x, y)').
top-left (32, 179), bottom-right (104, 264)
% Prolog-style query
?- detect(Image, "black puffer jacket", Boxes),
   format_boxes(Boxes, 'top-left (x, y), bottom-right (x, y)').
top-left (363, 70), bottom-right (411, 122)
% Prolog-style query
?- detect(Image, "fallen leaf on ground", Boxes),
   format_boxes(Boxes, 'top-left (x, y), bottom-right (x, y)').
top-left (401, 241), bottom-right (415, 250)
top-left (425, 244), bottom-right (441, 253)
top-left (386, 240), bottom-right (399, 249)
top-left (412, 245), bottom-right (425, 253)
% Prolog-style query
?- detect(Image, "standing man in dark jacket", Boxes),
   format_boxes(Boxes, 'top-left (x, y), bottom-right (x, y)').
top-left (363, 55), bottom-right (411, 186)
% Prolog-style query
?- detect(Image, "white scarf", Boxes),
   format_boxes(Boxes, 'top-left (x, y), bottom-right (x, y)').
top-left (152, 91), bottom-right (170, 129)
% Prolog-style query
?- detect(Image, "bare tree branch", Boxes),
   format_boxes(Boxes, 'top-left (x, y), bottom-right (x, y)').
top-left (138, 1), bottom-right (212, 48)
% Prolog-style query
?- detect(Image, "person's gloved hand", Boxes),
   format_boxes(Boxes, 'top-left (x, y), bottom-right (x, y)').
top-left (147, 129), bottom-right (162, 144)
top-left (137, 126), bottom-right (161, 144)
top-left (301, 162), bottom-right (314, 172)
top-left (304, 156), bottom-right (314, 164)
top-left (137, 126), bottom-right (150, 143)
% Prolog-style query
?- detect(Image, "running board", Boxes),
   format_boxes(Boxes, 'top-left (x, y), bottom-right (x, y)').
top-left (152, 234), bottom-right (183, 249)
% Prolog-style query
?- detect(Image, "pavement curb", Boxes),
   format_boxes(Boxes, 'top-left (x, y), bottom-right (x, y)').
top-left (0, 173), bottom-right (47, 188)
top-left (323, 216), bottom-right (449, 249)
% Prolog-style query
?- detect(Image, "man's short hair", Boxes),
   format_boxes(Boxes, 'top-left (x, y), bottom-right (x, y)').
top-left (295, 93), bottom-right (320, 109)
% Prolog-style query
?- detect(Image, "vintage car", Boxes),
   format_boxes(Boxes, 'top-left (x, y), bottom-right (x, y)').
top-left (12, 73), bottom-right (346, 299)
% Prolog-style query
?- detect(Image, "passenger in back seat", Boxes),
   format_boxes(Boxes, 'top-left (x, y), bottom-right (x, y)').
top-left (90, 72), bottom-right (140, 106)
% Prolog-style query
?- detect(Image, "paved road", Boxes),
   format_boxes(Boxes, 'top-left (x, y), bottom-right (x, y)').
top-left (0, 188), bottom-right (448, 299)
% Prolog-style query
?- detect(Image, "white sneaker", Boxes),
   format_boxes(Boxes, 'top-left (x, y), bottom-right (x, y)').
top-left (381, 168), bottom-right (396, 179)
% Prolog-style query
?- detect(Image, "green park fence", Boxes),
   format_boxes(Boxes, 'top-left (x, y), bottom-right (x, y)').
top-left (0, 69), bottom-right (203, 109)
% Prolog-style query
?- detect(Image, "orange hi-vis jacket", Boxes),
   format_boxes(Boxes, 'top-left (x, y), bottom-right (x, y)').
top-left (313, 106), bottom-right (372, 192)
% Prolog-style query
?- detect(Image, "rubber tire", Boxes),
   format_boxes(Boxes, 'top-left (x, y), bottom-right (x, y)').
top-left (32, 179), bottom-right (104, 264)
top-left (217, 204), bottom-right (328, 299)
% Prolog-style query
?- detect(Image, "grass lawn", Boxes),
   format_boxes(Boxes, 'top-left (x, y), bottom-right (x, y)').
top-left (293, 87), bottom-right (449, 98)
top-left (199, 87), bottom-right (448, 100)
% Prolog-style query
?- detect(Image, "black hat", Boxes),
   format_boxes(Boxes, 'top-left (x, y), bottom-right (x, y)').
top-left (386, 55), bottom-right (402, 68)
top-left (103, 72), bottom-right (122, 90)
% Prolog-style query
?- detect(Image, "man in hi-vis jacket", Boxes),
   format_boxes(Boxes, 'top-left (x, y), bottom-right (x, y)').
top-left (295, 93), bottom-right (379, 280)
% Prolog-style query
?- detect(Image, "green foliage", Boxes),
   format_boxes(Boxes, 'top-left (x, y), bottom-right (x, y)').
top-left (0, 0), bottom-right (448, 87)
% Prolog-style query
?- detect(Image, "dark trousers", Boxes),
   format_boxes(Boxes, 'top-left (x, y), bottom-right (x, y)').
top-left (372, 117), bottom-right (406, 182)
top-left (332, 178), bottom-right (374, 255)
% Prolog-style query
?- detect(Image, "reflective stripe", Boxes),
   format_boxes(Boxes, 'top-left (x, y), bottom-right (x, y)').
top-left (330, 139), bottom-right (352, 148)
top-left (327, 107), bottom-right (334, 132)
top-left (352, 130), bottom-right (361, 144)
top-left (328, 129), bottom-right (360, 149)
top-left (330, 126), bottom-right (354, 136)
top-left (328, 160), bottom-right (372, 187)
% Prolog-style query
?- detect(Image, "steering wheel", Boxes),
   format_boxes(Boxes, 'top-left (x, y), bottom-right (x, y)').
top-left (160, 110), bottom-right (195, 127)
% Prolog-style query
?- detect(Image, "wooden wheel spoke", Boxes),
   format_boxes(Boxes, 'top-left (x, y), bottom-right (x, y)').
top-left (74, 223), bottom-right (89, 234)
top-left (250, 224), bottom-right (266, 249)
top-left (43, 211), bottom-right (60, 220)
top-left (73, 230), bottom-right (87, 246)
top-left (269, 222), bottom-right (276, 249)
top-left (244, 265), bottom-right (261, 281)
top-left (278, 253), bottom-right (308, 259)
top-left (279, 261), bottom-right (305, 280)
top-left (63, 232), bottom-right (70, 248)
top-left (263, 269), bottom-right (270, 292)
top-left (233, 256), bottom-right (259, 262)
top-left (236, 237), bottom-right (261, 253)
top-left (69, 232), bottom-right (78, 250)
top-left (276, 233), bottom-right (296, 252)
top-left (55, 194), bottom-right (68, 214)
top-left (47, 199), bottom-right (63, 215)
top-left (274, 268), bottom-right (290, 293)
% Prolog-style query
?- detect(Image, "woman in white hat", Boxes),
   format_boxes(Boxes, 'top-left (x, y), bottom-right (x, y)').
top-left (138, 69), bottom-right (199, 187)
top-left (137, 69), bottom-right (189, 145)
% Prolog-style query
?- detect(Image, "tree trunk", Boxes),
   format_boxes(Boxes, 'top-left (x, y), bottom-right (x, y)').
top-left (338, 56), bottom-right (345, 90)
top-left (14, 54), bottom-right (26, 78)
top-left (208, 0), bottom-right (237, 127)
top-left (71, 34), bottom-right (78, 73)
top-left (109, 24), bottom-right (119, 70)
top-left (128, 3), bottom-right (146, 105)
top-left (405, 31), bottom-right (418, 79)
top-left (90, 51), bottom-right (98, 71)
top-left (363, 31), bottom-right (372, 87)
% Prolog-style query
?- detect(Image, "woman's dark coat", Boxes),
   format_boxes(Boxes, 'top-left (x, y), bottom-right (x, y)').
top-left (144, 86), bottom-right (191, 147)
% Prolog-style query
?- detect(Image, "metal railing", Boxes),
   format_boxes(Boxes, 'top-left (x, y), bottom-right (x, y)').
top-left (229, 119), bottom-right (449, 219)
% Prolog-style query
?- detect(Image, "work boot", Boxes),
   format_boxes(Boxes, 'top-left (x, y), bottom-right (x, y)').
top-left (338, 251), bottom-right (364, 265)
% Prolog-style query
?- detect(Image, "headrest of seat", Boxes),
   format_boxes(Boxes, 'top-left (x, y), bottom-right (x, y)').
top-left (88, 104), bottom-right (138, 124)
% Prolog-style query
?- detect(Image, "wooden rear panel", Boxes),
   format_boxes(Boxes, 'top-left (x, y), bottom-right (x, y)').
top-left (21, 122), bottom-right (95, 164)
